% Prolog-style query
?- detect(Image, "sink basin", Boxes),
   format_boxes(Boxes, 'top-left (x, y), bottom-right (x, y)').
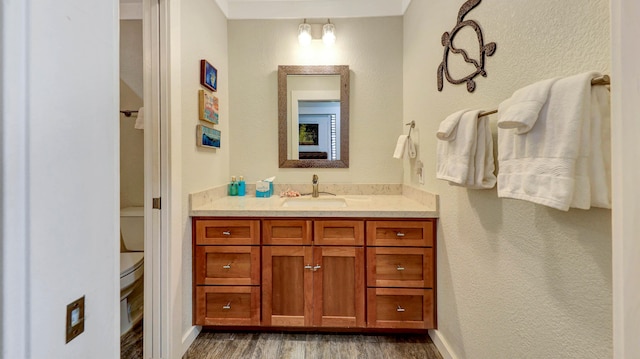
top-left (281, 197), bottom-right (347, 208)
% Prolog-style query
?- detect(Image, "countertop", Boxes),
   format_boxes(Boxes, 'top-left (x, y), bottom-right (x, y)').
top-left (190, 194), bottom-right (438, 218)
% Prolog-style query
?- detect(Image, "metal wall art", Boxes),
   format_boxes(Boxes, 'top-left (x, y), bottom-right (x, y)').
top-left (437, 0), bottom-right (497, 92)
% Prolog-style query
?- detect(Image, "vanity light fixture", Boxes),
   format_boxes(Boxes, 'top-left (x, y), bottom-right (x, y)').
top-left (298, 19), bottom-right (336, 46)
top-left (298, 19), bottom-right (312, 46)
top-left (322, 19), bottom-right (336, 46)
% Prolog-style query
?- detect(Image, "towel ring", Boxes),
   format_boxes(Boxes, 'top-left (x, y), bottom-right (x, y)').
top-left (405, 121), bottom-right (415, 138)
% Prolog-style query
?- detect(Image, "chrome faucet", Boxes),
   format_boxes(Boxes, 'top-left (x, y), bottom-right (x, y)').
top-left (312, 174), bottom-right (319, 198)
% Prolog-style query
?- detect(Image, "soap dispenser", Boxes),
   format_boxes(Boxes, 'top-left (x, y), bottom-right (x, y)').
top-left (238, 176), bottom-right (246, 196)
top-left (228, 176), bottom-right (238, 196)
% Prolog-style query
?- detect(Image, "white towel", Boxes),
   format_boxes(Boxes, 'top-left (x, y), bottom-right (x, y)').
top-left (393, 135), bottom-right (417, 159)
top-left (393, 135), bottom-right (409, 159)
top-left (436, 109), bottom-right (496, 189)
top-left (497, 72), bottom-right (607, 211)
top-left (497, 78), bottom-right (558, 134)
top-left (134, 107), bottom-right (144, 130)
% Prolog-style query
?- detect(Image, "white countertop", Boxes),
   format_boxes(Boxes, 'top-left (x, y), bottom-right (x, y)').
top-left (190, 194), bottom-right (438, 218)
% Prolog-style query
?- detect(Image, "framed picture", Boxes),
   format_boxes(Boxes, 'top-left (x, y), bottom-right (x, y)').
top-left (299, 123), bottom-right (319, 145)
top-left (198, 90), bottom-right (219, 124)
top-left (200, 59), bottom-right (217, 92)
top-left (196, 124), bottom-right (221, 149)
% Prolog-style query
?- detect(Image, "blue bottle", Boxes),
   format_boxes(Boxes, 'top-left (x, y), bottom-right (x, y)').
top-left (238, 176), bottom-right (246, 196)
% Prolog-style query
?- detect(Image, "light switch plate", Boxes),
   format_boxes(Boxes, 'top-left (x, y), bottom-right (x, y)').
top-left (66, 296), bottom-right (85, 343)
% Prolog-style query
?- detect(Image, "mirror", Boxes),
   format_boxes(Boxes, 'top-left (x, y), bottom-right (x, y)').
top-left (278, 65), bottom-right (349, 168)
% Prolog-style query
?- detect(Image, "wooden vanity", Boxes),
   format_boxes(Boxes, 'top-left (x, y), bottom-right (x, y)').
top-left (192, 216), bottom-right (437, 331)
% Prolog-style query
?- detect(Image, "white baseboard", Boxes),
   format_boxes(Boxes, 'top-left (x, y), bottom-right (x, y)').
top-left (181, 325), bottom-right (202, 356)
top-left (428, 329), bottom-right (456, 359)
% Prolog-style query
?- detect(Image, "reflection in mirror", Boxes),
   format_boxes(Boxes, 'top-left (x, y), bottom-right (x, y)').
top-left (278, 65), bottom-right (349, 168)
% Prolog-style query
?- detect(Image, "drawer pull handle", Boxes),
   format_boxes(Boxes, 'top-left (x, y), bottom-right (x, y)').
top-left (222, 302), bottom-right (231, 310)
top-left (313, 264), bottom-right (322, 271)
top-left (396, 305), bottom-right (406, 312)
top-left (304, 264), bottom-right (313, 270)
top-left (222, 264), bottom-right (232, 269)
top-left (222, 231), bottom-right (231, 236)
top-left (396, 232), bottom-right (405, 237)
top-left (396, 265), bottom-right (405, 271)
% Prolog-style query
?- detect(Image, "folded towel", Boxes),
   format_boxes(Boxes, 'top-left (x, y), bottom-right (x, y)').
top-left (497, 72), bottom-right (605, 211)
top-left (436, 109), bottom-right (496, 189)
top-left (134, 107), bottom-right (144, 130)
top-left (586, 84), bottom-right (611, 209)
top-left (497, 77), bottom-right (558, 134)
top-left (393, 135), bottom-right (409, 159)
top-left (437, 109), bottom-right (468, 140)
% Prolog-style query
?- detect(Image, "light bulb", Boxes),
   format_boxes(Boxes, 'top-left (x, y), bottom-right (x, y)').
top-left (322, 23), bottom-right (335, 46)
top-left (298, 23), bottom-right (312, 46)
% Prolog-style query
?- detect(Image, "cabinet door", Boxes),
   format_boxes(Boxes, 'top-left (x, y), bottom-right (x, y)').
top-left (366, 247), bottom-right (433, 288)
top-left (262, 246), bottom-right (313, 326)
top-left (194, 219), bottom-right (260, 245)
top-left (314, 220), bottom-right (364, 246)
top-left (366, 220), bottom-right (435, 247)
top-left (194, 246), bottom-right (260, 286)
top-left (312, 246), bottom-right (365, 328)
top-left (263, 219), bottom-right (312, 245)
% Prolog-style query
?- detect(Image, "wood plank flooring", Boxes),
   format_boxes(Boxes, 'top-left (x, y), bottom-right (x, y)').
top-left (182, 331), bottom-right (443, 359)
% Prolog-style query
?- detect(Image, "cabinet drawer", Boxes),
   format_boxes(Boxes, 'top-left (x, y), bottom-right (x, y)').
top-left (314, 220), bottom-right (364, 246)
top-left (194, 286), bottom-right (260, 326)
top-left (263, 219), bottom-right (312, 245)
top-left (367, 288), bottom-right (435, 329)
top-left (195, 246), bottom-right (260, 285)
top-left (367, 247), bottom-right (433, 288)
top-left (366, 220), bottom-right (434, 247)
top-left (195, 219), bottom-right (260, 245)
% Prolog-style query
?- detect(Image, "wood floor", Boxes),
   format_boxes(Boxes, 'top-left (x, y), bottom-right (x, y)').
top-left (121, 320), bottom-right (143, 359)
top-left (182, 331), bottom-right (443, 359)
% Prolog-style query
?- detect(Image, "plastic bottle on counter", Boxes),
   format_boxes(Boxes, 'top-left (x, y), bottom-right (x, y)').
top-left (228, 176), bottom-right (238, 196)
top-left (238, 176), bottom-right (246, 196)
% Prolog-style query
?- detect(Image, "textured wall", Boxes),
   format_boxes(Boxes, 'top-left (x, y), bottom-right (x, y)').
top-left (119, 20), bottom-right (144, 209)
top-left (403, 1), bottom-right (612, 358)
top-left (179, 0), bottom-right (230, 349)
top-left (228, 18), bottom-right (404, 185)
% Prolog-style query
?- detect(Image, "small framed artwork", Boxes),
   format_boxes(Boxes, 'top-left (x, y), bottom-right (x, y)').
top-left (299, 123), bottom-right (319, 145)
top-left (198, 90), bottom-right (219, 124)
top-left (196, 124), bottom-right (221, 149)
top-left (200, 59), bottom-right (217, 92)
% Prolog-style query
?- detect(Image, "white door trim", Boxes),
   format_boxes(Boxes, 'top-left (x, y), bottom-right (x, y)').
top-left (1, 0), bottom-right (29, 357)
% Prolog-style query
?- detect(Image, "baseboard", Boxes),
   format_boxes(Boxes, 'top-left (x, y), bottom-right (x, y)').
top-left (428, 329), bottom-right (457, 359)
top-left (181, 325), bottom-right (202, 356)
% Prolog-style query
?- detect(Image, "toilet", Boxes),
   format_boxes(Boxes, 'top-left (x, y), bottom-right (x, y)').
top-left (120, 206), bottom-right (144, 336)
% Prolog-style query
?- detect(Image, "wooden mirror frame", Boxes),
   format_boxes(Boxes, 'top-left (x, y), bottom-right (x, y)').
top-left (278, 65), bottom-right (350, 168)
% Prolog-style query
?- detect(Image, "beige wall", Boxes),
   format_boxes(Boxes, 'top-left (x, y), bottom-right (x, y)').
top-left (120, 20), bottom-right (144, 208)
top-left (178, 0), bottom-right (230, 349)
top-left (404, 1), bottom-right (612, 358)
top-left (228, 18), bottom-right (404, 185)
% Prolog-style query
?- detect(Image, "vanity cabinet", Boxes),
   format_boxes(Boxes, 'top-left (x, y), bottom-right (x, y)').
top-left (365, 220), bottom-right (436, 329)
top-left (261, 219), bottom-right (366, 328)
top-left (192, 217), bottom-right (436, 331)
top-left (193, 219), bottom-right (261, 326)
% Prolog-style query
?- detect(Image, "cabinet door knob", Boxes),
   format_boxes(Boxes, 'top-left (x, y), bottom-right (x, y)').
top-left (396, 232), bottom-right (405, 237)
top-left (222, 302), bottom-right (231, 310)
top-left (222, 230), bottom-right (231, 236)
top-left (304, 264), bottom-right (313, 270)
top-left (396, 305), bottom-right (406, 312)
top-left (222, 264), bottom-right (232, 269)
top-left (396, 265), bottom-right (405, 271)
top-left (313, 264), bottom-right (322, 271)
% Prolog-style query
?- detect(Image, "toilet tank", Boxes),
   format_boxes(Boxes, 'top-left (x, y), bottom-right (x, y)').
top-left (120, 206), bottom-right (144, 251)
